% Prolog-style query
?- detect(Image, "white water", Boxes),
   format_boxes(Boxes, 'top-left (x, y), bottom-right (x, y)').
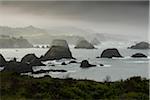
top-left (0, 41), bottom-right (150, 82)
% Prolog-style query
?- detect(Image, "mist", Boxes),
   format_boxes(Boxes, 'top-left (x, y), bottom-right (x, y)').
top-left (0, 1), bottom-right (149, 40)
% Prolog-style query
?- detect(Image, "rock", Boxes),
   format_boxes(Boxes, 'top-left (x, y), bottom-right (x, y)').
top-left (69, 60), bottom-right (78, 64)
top-left (80, 60), bottom-right (96, 68)
top-left (3, 61), bottom-right (33, 73)
top-left (101, 48), bottom-right (123, 58)
top-left (41, 46), bottom-right (74, 61)
top-left (91, 38), bottom-right (100, 45)
top-left (75, 40), bottom-right (95, 49)
top-left (100, 64), bottom-right (104, 66)
top-left (32, 69), bottom-right (67, 74)
top-left (0, 54), bottom-right (6, 67)
top-left (131, 53), bottom-right (147, 58)
top-left (61, 62), bottom-right (67, 65)
top-left (51, 39), bottom-right (69, 48)
top-left (96, 56), bottom-right (100, 58)
top-left (128, 42), bottom-right (150, 49)
top-left (21, 54), bottom-right (45, 66)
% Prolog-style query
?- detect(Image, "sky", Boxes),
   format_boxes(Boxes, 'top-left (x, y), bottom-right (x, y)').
top-left (0, 1), bottom-right (149, 39)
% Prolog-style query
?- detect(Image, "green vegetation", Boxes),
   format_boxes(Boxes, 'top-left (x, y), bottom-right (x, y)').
top-left (0, 72), bottom-right (149, 100)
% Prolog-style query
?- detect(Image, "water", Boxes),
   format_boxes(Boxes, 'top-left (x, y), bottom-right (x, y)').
top-left (0, 41), bottom-right (150, 82)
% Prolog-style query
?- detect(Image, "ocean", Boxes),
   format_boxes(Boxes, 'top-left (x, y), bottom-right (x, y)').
top-left (0, 41), bottom-right (149, 82)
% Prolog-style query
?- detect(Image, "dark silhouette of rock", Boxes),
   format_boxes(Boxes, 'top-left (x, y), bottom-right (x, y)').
top-left (96, 56), bottom-right (100, 58)
top-left (80, 60), bottom-right (96, 68)
top-left (41, 46), bottom-right (74, 61)
top-left (128, 42), bottom-right (150, 49)
top-left (3, 61), bottom-right (33, 73)
top-left (69, 60), bottom-right (78, 64)
top-left (100, 64), bottom-right (104, 66)
top-left (131, 53), bottom-right (147, 58)
top-left (51, 39), bottom-right (69, 48)
top-left (61, 62), bottom-right (67, 65)
top-left (0, 54), bottom-right (6, 67)
top-left (32, 69), bottom-right (67, 74)
top-left (101, 48), bottom-right (122, 58)
top-left (75, 40), bottom-right (95, 49)
top-left (21, 54), bottom-right (45, 66)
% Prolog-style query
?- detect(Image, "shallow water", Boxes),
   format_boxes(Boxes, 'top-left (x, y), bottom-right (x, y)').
top-left (0, 41), bottom-right (150, 82)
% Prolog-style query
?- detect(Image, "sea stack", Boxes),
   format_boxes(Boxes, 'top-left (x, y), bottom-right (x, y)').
top-left (41, 40), bottom-right (74, 61)
top-left (101, 48), bottom-right (122, 58)
top-left (128, 42), bottom-right (150, 49)
top-left (80, 60), bottom-right (96, 68)
top-left (75, 40), bottom-right (95, 49)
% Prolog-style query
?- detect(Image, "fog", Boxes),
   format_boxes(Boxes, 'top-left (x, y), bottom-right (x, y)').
top-left (0, 1), bottom-right (149, 40)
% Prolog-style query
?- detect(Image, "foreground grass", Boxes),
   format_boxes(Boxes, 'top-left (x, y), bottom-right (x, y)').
top-left (0, 72), bottom-right (149, 100)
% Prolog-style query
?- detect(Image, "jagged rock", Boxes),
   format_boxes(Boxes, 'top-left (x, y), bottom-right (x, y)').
top-left (3, 61), bottom-right (33, 73)
top-left (101, 48), bottom-right (122, 58)
top-left (21, 54), bottom-right (45, 66)
top-left (75, 40), bottom-right (95, 49)
top-left (41, 46), bottom-right (74, 61)
top-left (51, 39), bottom-right (69, 48)
top-left (61, 62), bottom-right (67, 65)
top-left (128, 42), bottom-right (150, 49)
top-left (80, 60), bottom-right (96, 68)
top-left (131, 53), bottom-right (147, 58)
top-left (0, 54), bottom-right (6, 67)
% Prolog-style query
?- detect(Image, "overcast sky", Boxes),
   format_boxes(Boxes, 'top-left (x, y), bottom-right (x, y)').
top-left (0, 1), bottom-right (149, 39)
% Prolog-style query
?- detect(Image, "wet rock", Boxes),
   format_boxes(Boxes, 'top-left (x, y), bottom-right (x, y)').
top-left (80, 60), bottom-right (96, 68)
top-left (0, 54), bottom-right (6, 67)
top-left (101, 48), bottom-right (123, 58)
top-left (21, 54), bottom-right (45, 66)
top-left (75, 40), bottom-right (95, 49)
top-left (32, 69), bottom-right (67, 74)
top-left (128, 42), bottom-right (150, 49)
top-left (131, 53), bottom-right (147, 58)
top-left (100, 64), bottom-right (104, 66)
top-left (69, 60), bottom-right (78, 64)
top-left (3, 61), bottom-right (33, 73)
top-left (61, 62), bottom-right (67, 65)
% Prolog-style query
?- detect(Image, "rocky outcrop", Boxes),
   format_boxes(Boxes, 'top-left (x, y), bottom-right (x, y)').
top-left (51, 39), bottom-right (69, 48)
top-left (0, 54), bottom-right (6, 67)
top-left (131, 53), bottom-right (147, 58)
top-left (128, 42), bottom-right (150, 49)
top-left (101, 48), bottom-right (122, 58)
top-left (41, 46), bottom-right (74, 61)
top-left (3, 61), bottom-right (33, 73)
top-left (80, 60), bottom-right (96, 68)
top-left (21, 54), bottom-right (45, 66)
top-left (41, 40), bottom-right (74, 61)
top-left (75, 40), bottom-right (95, 49)
top-left (0, 37), bottom-right (33, 48)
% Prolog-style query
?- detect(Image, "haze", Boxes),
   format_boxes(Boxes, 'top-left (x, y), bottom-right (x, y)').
top-left (0, 1), bottom-right (149, 40)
